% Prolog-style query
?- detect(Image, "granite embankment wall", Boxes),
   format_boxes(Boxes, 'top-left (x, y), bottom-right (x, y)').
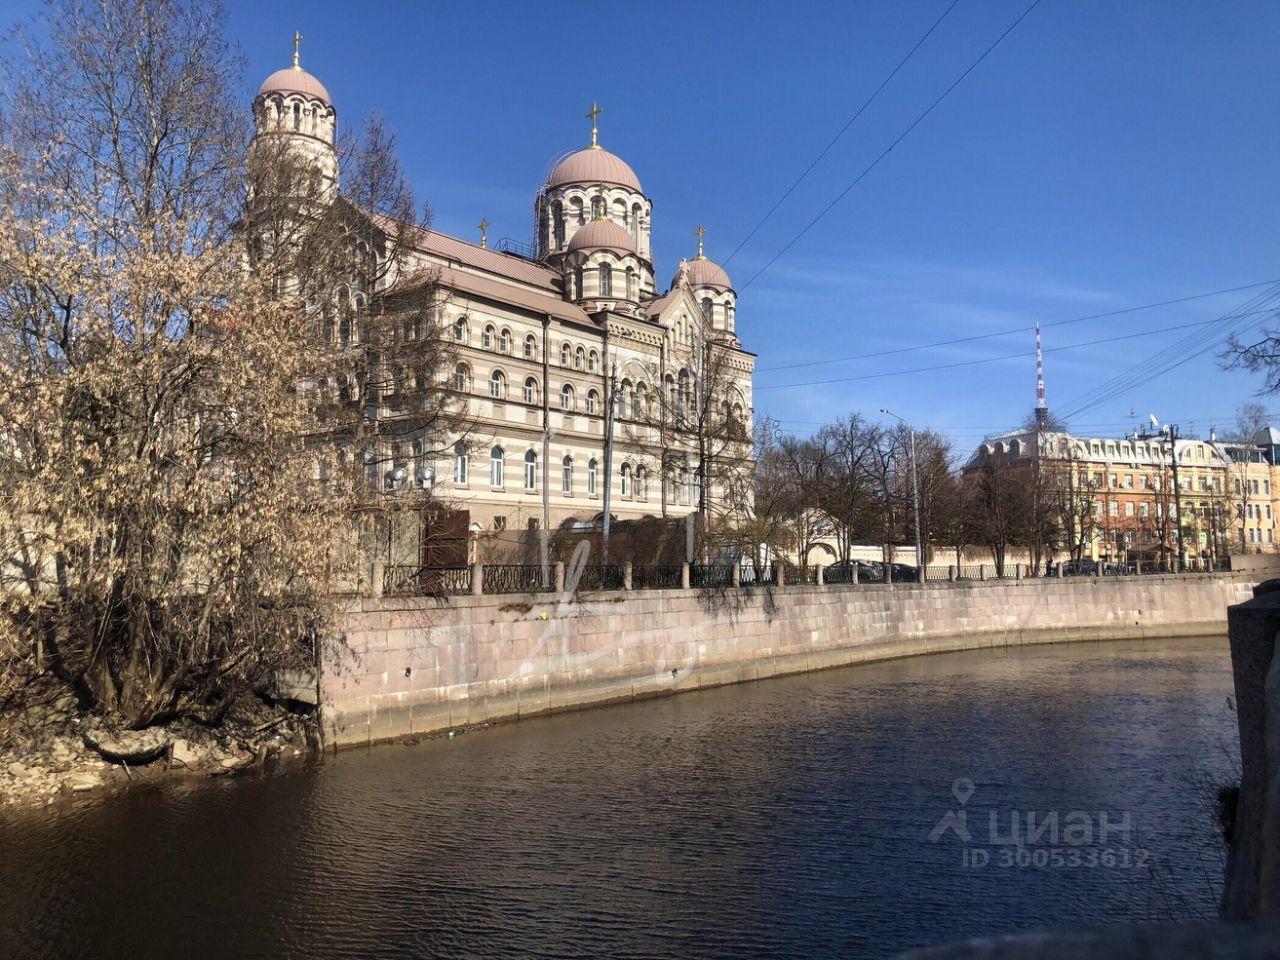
top-left (322, 572), bottom-right (1257, 749)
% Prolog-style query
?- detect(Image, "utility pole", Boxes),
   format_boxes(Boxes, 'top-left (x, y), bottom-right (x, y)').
top-left (881, 408), bottom-right (923, 573)
top-left (601, 359), bottom-right (618, 563)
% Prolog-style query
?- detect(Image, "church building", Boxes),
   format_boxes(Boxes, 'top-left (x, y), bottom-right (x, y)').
top-left (251, 45), bottom-right (757, 550)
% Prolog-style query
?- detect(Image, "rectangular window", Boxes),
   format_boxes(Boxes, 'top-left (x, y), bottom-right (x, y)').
top-left (1125, 501), bottom-right (1134, 517)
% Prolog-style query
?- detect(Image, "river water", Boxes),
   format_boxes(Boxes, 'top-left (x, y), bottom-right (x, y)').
top-left (0, 636), bottom-right (1241, 959)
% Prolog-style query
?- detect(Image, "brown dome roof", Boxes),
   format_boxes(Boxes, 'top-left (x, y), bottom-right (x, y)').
top-left (676, 256), bottom-right (732, 291)
top-left (567, 218), bottom-right (637, 255)
top-left (549, 148), bottom-right (642, 192)
top-left (257, 66), bottom-right (331, 105)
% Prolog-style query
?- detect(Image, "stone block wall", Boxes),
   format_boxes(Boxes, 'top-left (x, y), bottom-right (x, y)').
top-left (322, 573), bottom-right (1258, 749)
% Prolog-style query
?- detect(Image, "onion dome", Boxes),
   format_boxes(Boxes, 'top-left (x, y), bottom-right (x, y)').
top-left (567, 217), bottom-right (637, 256)
top-left (257, 35), bottom-right (331, 104)
top-left (549, 148), bottom-right (642, 192)
top-left (258, 66), bottom-right (331, 104)
top-left (680, 256), bottom-right (732, 290)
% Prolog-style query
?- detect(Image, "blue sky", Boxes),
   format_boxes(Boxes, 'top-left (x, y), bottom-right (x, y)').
top-left (15, 0), bottom-right (1280, 452)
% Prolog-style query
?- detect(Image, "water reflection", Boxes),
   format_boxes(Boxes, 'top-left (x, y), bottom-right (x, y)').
top-left (0, 637), bottom-right (1239, 959)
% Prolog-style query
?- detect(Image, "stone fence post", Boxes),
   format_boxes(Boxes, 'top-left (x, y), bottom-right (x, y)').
top-left (1223, 578), bottom-right (1280, 921)
top-left (816, 565), bottom-right (824, 586)
top-left (776, 565), bottom-right (786, 587)
top-left (471, 561), bottom-right (484, 597)
top-left (851, 564), bottom-right (859, 585)
top-left (554, 561), bottom-right (565, 593)
top-left (623, 561), bottom-right (633, 591)
top-left (949, 565), bottom-right (956, 583)
top-left (1016, 564), bottom-right (1022, 581)
top-left (979, 565), bottom-right (986, 581)
top-left (681, 562), bottom-right (691, 590)
top-left (370, 560), bottom-right (385, 599)
top-left (731, 565), bottom-right (741, 587)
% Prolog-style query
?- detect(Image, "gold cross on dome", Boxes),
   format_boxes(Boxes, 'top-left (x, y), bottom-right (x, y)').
top-left (292, 31), bottom-right (302, 68)
top-left (586, 101), bottom-right (602, 148)
top-left (478, 217), bottom-right (489, 248)
top-left (695, 224), bottom-right (707, 258)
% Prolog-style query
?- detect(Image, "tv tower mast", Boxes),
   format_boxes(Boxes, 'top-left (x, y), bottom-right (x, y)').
top-left (1034, 320), bottom-right (1048, 429)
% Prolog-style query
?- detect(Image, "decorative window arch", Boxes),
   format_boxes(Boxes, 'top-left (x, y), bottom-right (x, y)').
top-left (588, 350), bottom-right (599, 372)
top-left (586, 389), bottom-right (599, 415)
top-left (524, 450), bottom-right (537, 491)
top-left (636, 466), bottom-right (648, 500)
top-left (599, 263), bottom-right (612, 298)
top-left (453, 363), bottom-right (471, 392)
top-left (560, 383), bottom-right (575, 411)
top-left (561, 343), bottom-right (572, 366)
top-left (575, 346), bottom-right (585, 370)
top-left (499, 328), bottom-right (513, 353)
top-left (562, 455), bottom-right (573, 493)
top-left (482, 325), bottom-right (495, 349)
top-left (490, 446), bottom-right (504, 487)
top-left (489, 369), bottom-right (506, 399)
top-left (620, 463), bottom-right (632, 498)
top-left (523, 376), bottom-right (538, 404)
top-left (524, 334), bottom-right (537, 359)
top-left (453, 318), bottom-right (467, 342)
top-left (453, 441), bottom-right (468, 485)
top-left (587, 458), bottom-right (598, 496)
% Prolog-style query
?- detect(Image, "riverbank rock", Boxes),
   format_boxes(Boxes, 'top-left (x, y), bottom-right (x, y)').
top-left (83, 727), bottom-right (171, 765)
top-left (64, 772), bottom-right (102, 793)
top-left (269, 668), bottom-right (319, 708)
top-left (169, 739), bottom-right (209, 769)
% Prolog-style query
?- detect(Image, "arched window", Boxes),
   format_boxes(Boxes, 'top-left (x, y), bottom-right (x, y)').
top-left (636, 467), bottom-right (648, 501)
top-left (523, 376), bottom-right (538, 404)
top-left (612, 198), bottom-right (627, 225)
top-left (631, 204), bottom-right (641, 244)
top-left (561, 343), bottom-right (572, 366)
top-left (524, 334), bottom-right (537, 359)
top-left (552, 200), bottom-right (564, 248)
top-left (591, 195), bottom-right (605, 219)
top-left (570, 196), bottom-right (584, 226)
top-left (490, 446), bottom-right (504, 487)
top-left (725, 302), bottom-right (734, 330)
top-left (574, 346), bottom-right (585, 370)
top-left (292, 101), bottom-right (300, 131)
top-left (560, 384), bottom-right (574, 411)
top-left (524, 450), bottom-right (537, 491)
top-left (701, 298), bottom-right (713, 322)
top-left (586, 389), bottom-right (599, 415)
top-left (626, 267), bottom-right (635, 300)
top-left (499, 328), bottom-right (512, 353)
top-left (599, 263), bottom-right (613, 297)
top-left (453, 363), bottom-right (471, 392)
top-left (453, 441), bottom-right (468, 485)
top-left (562, 455), bottom-right (573, 493)
top-left (588, 458), bottom-right (598, 496)
top-left (574, 267), bottom-right (584, 300)
top-left (338, 316), bottom-right (351, 346)
top-left (636, 384), bottom-right (649, 418)
top-left (453, 319), bottom-right (467, 342)
top-left (482, 325), bottom-right (495, 349)
top-left (620, 463), bottom-right (632, 498)
top-left (588, 350), bottom-right (599, 372)
top-left (489, 369), bottom-right (506, 399)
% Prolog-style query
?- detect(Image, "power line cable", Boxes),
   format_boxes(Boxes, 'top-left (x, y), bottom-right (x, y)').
top-left (738, 0), bottom-right (1045, 293)
top-left (754, 315), bottom-right (1255, 392)
top-left (754, 279), bottom-right (1280, 373)
top-left (724, 0), bottom-right (963, 266)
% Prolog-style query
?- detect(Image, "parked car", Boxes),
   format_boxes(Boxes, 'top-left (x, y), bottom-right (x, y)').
top-left (1060, 559), bottom-right (1099, 577)
top-left (888, 563), bottom-right (919, 583)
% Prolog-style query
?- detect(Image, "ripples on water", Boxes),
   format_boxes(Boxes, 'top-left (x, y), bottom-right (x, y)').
top-left (0, 636), bottom-right (1240, 959)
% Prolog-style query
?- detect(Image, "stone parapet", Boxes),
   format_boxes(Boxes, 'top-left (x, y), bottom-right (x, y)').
top-left (321, 573), bottom-right (1259, 750)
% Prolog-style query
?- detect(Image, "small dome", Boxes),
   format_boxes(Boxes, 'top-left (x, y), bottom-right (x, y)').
top-left (675, 256), bottom-right (732, 291)
top-left (567, 218), bottom-right (637, 255)
top-left (257, 66), bottom-right (331, 105)
top-left (549, 148), bottom-right (642, 192)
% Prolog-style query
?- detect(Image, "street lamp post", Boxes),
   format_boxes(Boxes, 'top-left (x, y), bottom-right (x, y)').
top-left (881, 408), bottom-right (923, 576)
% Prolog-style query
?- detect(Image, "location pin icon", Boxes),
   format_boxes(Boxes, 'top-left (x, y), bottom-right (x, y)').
top-left (952, 778), bottom-right (975, 805)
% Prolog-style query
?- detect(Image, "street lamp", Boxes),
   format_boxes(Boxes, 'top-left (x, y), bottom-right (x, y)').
top-left (881, 408), bottom-right (923, 576)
